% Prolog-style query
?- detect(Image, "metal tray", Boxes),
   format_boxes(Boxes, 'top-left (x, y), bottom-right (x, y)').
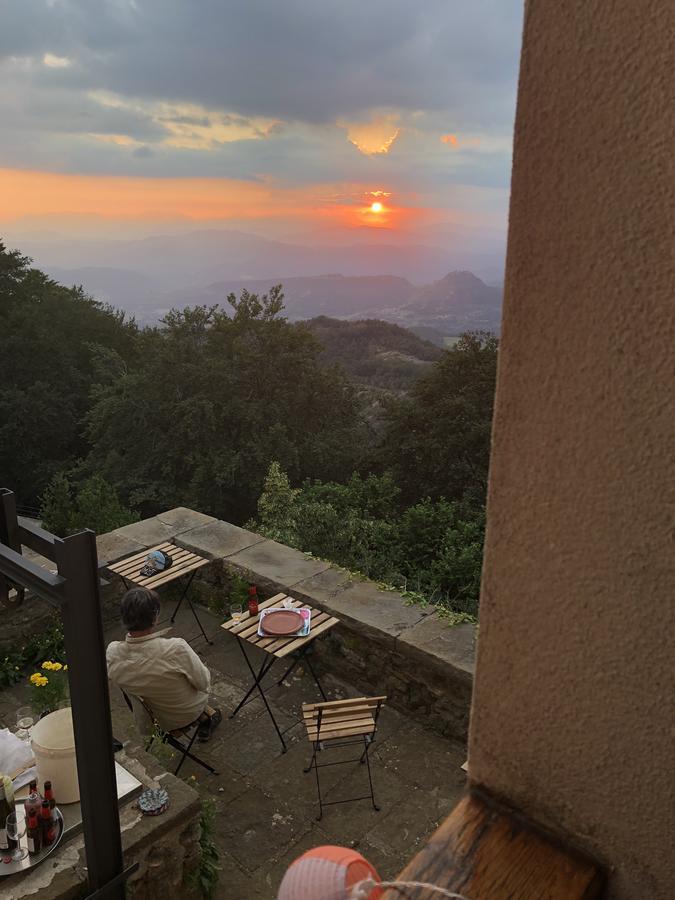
top-left (0, 805), bottom-right (64, 876)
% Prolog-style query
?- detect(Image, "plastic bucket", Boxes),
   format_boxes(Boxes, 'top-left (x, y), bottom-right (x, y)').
top-left (31, 707), bottom-right (80, 803)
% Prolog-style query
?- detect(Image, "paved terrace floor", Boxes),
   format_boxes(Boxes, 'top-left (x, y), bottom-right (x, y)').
top-left (0, 601), bottom-right (467, 899)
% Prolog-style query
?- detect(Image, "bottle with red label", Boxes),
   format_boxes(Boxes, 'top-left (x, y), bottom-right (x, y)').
top-left (247, 584), bottom-right (259, 617)
top-left (26, 813), bottom-right (42, 855)
top-left (40, 799), bottom-right (56, 846)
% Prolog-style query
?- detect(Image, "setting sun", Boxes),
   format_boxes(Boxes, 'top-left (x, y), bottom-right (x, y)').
top-left (370, 201), bottom-right (383, 213)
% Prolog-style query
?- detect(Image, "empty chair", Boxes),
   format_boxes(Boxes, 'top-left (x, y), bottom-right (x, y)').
top-left (302, 695), bottom-right (386, 820)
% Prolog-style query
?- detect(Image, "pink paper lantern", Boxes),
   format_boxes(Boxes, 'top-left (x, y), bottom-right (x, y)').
top-left (277, 846), bottom-right (383, 900)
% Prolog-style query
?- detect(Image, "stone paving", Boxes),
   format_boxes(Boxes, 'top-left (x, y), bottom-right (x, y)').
top-left (0, 599), bottom-right (468, 900)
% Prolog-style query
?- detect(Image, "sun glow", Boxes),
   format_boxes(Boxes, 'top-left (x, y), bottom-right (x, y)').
top-left (370, 201), bottom-right (383, 213)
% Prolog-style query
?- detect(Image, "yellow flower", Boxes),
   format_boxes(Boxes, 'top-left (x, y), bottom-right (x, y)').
top-left (51, 662), bottom-right (63, 671)
top-left (42, 661), bottom-right (54, 671)
top-left (63, 665), bottom-right (68, 672)
top-left (30, 672), bottom-right (43, 684)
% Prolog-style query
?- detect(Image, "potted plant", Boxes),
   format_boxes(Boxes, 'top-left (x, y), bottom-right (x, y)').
top-left (29, 660), bottom-right (70, 716)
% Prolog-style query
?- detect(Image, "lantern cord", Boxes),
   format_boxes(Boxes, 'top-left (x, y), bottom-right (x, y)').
top-left (349, 878), bottom-right (471, 899)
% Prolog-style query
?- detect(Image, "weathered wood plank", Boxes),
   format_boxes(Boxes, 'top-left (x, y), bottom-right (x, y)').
top-left (382, 791), bottom-right (603, 899)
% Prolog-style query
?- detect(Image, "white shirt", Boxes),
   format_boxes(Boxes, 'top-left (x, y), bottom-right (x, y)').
top-left (106, 631), bottom-right (211, 732)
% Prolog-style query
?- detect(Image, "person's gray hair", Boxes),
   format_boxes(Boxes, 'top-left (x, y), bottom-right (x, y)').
top-left (121, 587), bottom-right (161, 632)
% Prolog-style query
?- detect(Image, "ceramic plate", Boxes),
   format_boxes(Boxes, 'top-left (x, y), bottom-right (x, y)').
top-left (260, 609), bottom-right (304, 636)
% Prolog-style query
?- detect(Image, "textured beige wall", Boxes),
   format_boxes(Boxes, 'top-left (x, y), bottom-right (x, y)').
top-left (468, 2), bottom-right (674, 899)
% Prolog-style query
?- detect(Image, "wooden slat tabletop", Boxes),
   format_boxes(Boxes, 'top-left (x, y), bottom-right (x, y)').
top-left (107, 541), bottom-right (209, 590)
top-left (221, 592), bottom-right (339, 659)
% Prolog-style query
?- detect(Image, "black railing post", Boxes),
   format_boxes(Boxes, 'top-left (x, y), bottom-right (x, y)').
top-left (0, 488), bottom-right (21, 553)
top-left (55, 529), bottom-right (125, 899)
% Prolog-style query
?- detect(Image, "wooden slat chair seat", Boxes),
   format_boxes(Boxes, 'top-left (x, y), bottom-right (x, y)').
top-left (301, 695), bottom-right (386, 820)
top-left (303, 696), bottom-right (384, 743)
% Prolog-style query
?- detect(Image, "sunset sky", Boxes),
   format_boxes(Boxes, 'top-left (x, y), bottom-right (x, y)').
top-left (1, 0), bottom-right (523, 247)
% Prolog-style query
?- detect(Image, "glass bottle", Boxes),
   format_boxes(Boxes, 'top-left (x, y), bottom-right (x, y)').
top-left (40, 799), bottom-right (56, 846)
top-left (26, 813), bottom-right (42, 855)
top-left (0, 776), bottom-right (17, 855)
top-left (25, 778), bottom-right (42, 821)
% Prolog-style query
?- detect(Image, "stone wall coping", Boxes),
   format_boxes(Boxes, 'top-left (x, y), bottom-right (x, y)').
top-left (102, 509), bottom-right (476, 678)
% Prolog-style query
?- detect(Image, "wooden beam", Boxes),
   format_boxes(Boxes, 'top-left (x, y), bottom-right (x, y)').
top-left (383, 790), bottom-right (603, 899)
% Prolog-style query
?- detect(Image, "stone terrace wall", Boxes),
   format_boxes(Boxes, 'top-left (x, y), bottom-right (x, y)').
top-left (107, 509), bottom-right (476, 740)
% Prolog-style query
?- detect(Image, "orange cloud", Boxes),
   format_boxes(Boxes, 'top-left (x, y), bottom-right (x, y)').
top-left (0, 168), bottom-right (430, 234)
top-left (342, 116), bottom-right (401, 156)
top-left (441, 134), bottom-right (458, 146)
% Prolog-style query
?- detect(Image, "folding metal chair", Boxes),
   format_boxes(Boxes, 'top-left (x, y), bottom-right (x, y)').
top-left (302, 695), bottom-right (386, 820)
top-left (121, 690), bottom-right (218, 777)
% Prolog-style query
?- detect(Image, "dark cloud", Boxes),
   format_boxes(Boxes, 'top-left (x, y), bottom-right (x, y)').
top-left (0, 0), bottom-right (521, 201)
top-left (3, 0), bottom-right (522, 125)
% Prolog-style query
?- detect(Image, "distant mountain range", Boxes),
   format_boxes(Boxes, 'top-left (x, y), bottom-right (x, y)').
top-left (160, 271), bottom-right (502, 334)
top-left (13, 227), bottom-right (502, 334)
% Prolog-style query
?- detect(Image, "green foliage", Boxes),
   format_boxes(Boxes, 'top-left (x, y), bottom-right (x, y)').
top-left (304, 316), bottom-right (441, 391)
top-left (0, 618), bottom-right (66, 687)
top-left (0, 242), bottom-right (138, 505)
top-left (40, 472), bottom-right (138, 537)
top-left (252, 463), bottom-right (484, 618)
top-left (253, 461), bottom-right (299, 541)
top-left (85, 288), bottom-right (366, 521)
top-left (187, 799), bottom-right (220, 899)
top-left (376, 331), bottom-right (498, 506)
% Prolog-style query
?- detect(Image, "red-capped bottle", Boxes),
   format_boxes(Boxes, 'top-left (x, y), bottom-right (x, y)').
top-left (40, 799), bottom-right (56, 846)
top-left (26, 813), bottom-right (41, 855)
top-left (247, 585), bottom-right (259, 617)
top-left (44, 780), bottom-right (58, 827)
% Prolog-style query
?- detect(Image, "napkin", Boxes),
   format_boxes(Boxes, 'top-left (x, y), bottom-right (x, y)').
top-left (0, 727), bottom-right (37, 791)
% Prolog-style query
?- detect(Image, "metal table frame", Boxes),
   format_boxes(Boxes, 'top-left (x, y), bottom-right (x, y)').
top-left (107, 541), bottom-right (212, 644)
top-left (222, 592), bottom-right (340, 752)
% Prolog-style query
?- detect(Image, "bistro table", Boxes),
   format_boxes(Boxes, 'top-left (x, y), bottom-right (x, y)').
top-left (107, 541), bottom-right (213, 644)
top-left (221, 592), bottom-right (340, 751)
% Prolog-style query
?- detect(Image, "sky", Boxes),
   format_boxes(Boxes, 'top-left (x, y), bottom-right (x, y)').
top-left (0, 0), bottom-right (523, 252)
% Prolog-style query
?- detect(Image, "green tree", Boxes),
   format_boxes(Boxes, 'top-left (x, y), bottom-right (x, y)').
top-left (85, 287), bottom-right (367, 522)
top-left (255, 461), bottom-right (299, 541)
top-left (0, 241), bottom-right (138, 505)
top-left (39, 472), bottom-right (75, 537)
top-left (40, 472), bottom-right (137, 537)
top-left (251, 465), bottom-right (484, 618)
top-left (376, 331), bottom-right (498, 506)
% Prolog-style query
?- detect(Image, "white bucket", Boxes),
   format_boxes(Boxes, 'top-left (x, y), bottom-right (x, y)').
top-left (31, 707), bottom-right (80, 803)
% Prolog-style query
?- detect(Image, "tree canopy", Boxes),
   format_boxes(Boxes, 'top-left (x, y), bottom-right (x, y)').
top-left (0, 242), bottom-right (137, 504)
top-left (84, 286), bottom-right (367, 521)
top-left (376, 331), bottom-right (498, 506)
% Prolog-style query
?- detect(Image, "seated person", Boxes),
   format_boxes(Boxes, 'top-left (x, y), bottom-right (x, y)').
top-left (107, 586), bottom-right (222, 742)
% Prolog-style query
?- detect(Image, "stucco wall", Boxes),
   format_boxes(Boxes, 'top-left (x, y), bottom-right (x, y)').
top-left (468, 2), bottom-right (674, 899)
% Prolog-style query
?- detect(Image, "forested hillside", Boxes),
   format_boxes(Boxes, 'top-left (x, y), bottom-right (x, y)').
top-left (0, 242), bottom-right (498, 617)
top-left (303, 316), bottom-right (441, 392)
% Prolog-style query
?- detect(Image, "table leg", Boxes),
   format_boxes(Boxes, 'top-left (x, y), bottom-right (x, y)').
top-left (298, 653), bottom-right (328, 701)
top-left (230, 648), bottom-right (276, 717)
top-left (232, 638), bottom-right (287, 752)
top-left (170, 570), bottom-right (197, 622)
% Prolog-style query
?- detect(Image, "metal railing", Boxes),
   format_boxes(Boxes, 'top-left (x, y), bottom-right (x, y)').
top-left (0, 488), bottom-right (137, 899)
